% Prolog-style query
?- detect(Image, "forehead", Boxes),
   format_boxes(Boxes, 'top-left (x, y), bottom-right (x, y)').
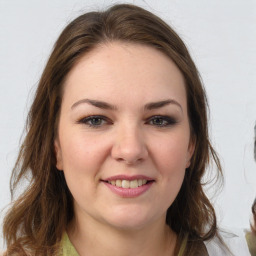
top-left (62, 42), bottom-right (187, 109)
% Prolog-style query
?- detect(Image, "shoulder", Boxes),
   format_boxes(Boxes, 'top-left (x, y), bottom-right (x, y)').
top-left (204, 228), bottom-right (251, 256)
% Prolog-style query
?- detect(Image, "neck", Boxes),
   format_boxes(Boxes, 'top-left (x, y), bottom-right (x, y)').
top-left (67, 214), bottom-right (177, 256)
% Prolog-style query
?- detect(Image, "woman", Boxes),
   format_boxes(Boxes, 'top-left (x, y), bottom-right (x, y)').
top-left (2, 4), bottom-right (250, 256)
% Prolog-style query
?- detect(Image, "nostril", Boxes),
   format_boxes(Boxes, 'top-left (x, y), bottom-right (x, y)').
top-left (116, 157), bottom-right (125, 162)
top-left (115, 157), bottom-right (143, 165)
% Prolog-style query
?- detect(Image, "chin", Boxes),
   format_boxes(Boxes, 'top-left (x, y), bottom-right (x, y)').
top-left (102, 205), bottom-right (161, 231)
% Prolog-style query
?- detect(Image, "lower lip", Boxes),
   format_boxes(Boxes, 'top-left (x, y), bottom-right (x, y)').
top-left (103, 182), bottom-right (153, 198)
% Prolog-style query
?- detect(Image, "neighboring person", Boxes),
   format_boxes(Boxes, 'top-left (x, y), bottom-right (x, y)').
top-left (246, 124), bottom-right (256, 256)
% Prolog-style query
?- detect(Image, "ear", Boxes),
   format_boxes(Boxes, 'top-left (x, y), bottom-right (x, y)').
top-left (186, 137), bottom-right (196, 168)
top-left (54, 138), bottom-right (63, 170)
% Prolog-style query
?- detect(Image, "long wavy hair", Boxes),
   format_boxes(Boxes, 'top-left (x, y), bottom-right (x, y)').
top-left (252, 124), bottom-right (256, 233)
top-left (246, 125), bottom-right (256, 256)
top-left (252, 124), bottom-right (256, 236)
top-left (3, 4), bottom-right (223, 255)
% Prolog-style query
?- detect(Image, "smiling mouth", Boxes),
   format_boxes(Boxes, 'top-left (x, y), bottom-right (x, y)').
top-left (104, 179), bottom-right (154, 189)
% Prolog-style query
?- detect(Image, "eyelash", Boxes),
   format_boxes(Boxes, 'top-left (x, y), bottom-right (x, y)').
top-left (77, 115), bottom-right (112, 127)
top-left (146, 115), bottom-right (177, 127)
top-left (77, 115), bottom-right (177, 128)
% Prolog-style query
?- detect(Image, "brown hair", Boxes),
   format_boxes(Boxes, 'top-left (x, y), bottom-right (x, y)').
top-left (251, 199), bottom-right (256, 234)
top-left (3, 4), bottom-right (223, 255)
top-left (246, 126), bottom-right (256, 255)
top-left (252, 124), bottom-right (256, 234)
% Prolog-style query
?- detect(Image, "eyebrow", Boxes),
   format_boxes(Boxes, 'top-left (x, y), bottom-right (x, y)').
top-left (144, 99), bottom-right (182, 111)
top-left (71, 99), bottom-right (117, 110)
top-left (71, 98), bottom-right (182, 112)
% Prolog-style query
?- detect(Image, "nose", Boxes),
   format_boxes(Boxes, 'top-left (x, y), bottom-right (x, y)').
top-left (111, 124), bottom-right (148, 165)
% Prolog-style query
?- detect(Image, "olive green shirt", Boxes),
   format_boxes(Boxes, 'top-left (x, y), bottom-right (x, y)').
top-left (245, 231), bottom-right (256, 256)
top-left (61, 232), bottom-right (188, 256)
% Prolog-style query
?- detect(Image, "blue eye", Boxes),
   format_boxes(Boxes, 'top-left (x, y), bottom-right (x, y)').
top-left (147, 116), bottom-right (177, 127)
top-left (78, 115), bottom-right (110, 127)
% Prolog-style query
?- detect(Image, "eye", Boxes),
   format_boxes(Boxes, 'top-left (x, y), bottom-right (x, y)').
top-left (146, 115), bottom-right (177, 127)
top-left (77, 115), bottom-right (111, 127)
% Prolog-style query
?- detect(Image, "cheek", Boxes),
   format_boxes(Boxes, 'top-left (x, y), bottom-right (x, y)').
top-left (60, 132), bottom-right (108, 172)
top-left (160, 144), bottom-right (186, 187)
top-left (151, 134), bottom-right (188, 203)
top-left (153, 136), bottom-right (189, 172)
top-left (60, 135), bottom-right (106, 200)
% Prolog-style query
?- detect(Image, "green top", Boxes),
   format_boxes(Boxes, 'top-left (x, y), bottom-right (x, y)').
top-left (61, 232), bottom-right (79, 256)
top-left (245, 231), bottom-right (256, 256)
top-left (61, 232), bottom-right (188, 256)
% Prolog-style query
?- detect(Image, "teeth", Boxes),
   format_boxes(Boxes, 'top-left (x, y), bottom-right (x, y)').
top-left (130, 180), bottom-right (138, 188)
top-left (116, 180), bottom-right (122, 187)
top-left (108, 179), bottom-right (148, 188)
top-left (122, 180), bottom-right (130, 188)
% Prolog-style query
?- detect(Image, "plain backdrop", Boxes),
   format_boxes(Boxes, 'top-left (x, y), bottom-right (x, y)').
top-left (1, 0), bottom-right (256, 248)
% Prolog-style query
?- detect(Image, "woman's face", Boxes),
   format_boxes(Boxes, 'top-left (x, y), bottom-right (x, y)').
top-left (55, 42), bottom-right (194, 231)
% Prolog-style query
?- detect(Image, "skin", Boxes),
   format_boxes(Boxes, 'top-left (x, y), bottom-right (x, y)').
top-left (55, 42), bottom-right (195, 256)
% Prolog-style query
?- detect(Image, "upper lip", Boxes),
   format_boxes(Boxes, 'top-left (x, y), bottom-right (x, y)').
top-left (103, 175), bottom-right (155, 181)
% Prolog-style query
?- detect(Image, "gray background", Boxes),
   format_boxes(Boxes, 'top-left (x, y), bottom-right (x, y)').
top-left (1, 0), bottom-right (256, 248)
